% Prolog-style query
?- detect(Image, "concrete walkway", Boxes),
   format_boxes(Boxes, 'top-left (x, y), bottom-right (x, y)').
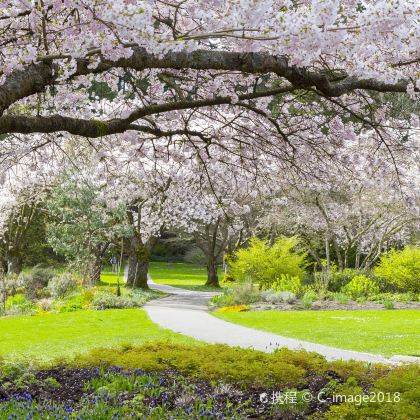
top-left (143, 278), bottom-right (413, 365)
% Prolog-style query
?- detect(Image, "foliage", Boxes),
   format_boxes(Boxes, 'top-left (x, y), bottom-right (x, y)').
top-left (182, 247), bottom-right (207, 265)
top-left (342, 275), bottom-right (380, 299)
top-left (210, 281), bottom-right (260, 308)
top-left (229, 236), bottom-right (307, 288)
top-left (323, 365), bottom-right (420, 420)
top-left (5, 293), bottom-right (34, 314)
top-left (261, 290), bottom-right (297, 304)
top-left (374, 246), bottom-right (420, 292)
top-left (17, 265), bottom-right (55, 299)
top-left (91, 289), bottom-right (161, 310)
top-left (47, 175), bottom-right (131, 274)
top-left (271, 274), bottom-right (302, 295)
top-left (330, 292), bottom-right (350, 305)
top-left (301, 290), bottom-right (317, 309)
top-left (47, 273), bottom-right (78, 298)
top-left (383, 299), bottom-right (395, 310)
top-left (367, 292), bottom-right (418, 303)
top-left (77, 343), bottom-right (314, 389)
top-left (326, 268), bottom-right (370, 292)
top-left (217, 305), bottom-right (250, 313)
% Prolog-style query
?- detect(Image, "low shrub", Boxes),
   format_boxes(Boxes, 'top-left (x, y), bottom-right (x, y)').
top-left (91, 289), bottom-right (160, 310)
top-left (374, 246), bottom-right (420, 292)
top-left (76, 343), bottom-right (311, 388)
top-left (331, 292), bottom-right (350, 304)
top-left (53, 294), bottom-right (86, 313)
top-left (342, 275), bottom-right (379, 299)
top-left (367, 292), bottom-right (418, 303)
top-left (261, 290), bottom-right (296, 304)
top-left (301, 290), bottom-right (317, 309)
top-left (37, 298), bottom-right (53, 312)
top-left (323, 365), bottom-right (420, 419)
top-left (328, 268), bottom-right (370, 292)
top-left (210, 281), bottom-right (260, 308)
top-left (91, 292), bottom-right (135, 310)
top-left (271, 274), bottom-right (302, 295)
top-left (17, 265), bottom-right (55, 300)
top-left (48, 273), bottom-right (78, 298)
top-left (383, 299), bottom-right (395, 310)
top-left (5, 293), bottom-right (34, 314)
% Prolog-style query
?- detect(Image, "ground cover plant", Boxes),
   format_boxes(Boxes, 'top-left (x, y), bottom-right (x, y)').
top-left (1, 343), bottom-right (419, 419)
top-left (214, 310), bottom-right (420, 357)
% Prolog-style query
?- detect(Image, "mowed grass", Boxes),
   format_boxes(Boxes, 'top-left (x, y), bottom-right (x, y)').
top-left (100, 264), bottom-right (125, 285)
top-left (149, 262), bottom-right (222, 291)
top-left (214, 310), bottom-right (420, 357)
top-left (0, 309), bottom-right (197, 362)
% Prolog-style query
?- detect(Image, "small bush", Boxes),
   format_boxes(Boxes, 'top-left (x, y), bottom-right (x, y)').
top-left (210, 281), bottom-right (260, 308)
top-left (332, 292), bottom-right (350, 304)
top-left (374, 246), bottom-right (420, 292)
top-left (383, 299), bottom-right (395, 310)
top-left (342, 275), bottom-right (379, 299)
top-left (261, 290), bottom-right (296, 304)
top-left (301, 290), bottom-right (317, 309)
top-left (18, 265), bottom-right (55, 300)
top-left (5, 293), bottom-right (34, 314)
top-left (48, 273), bottom-right (78, 298)
top-left (91, 292), bottom-right (134, 310)
top-left (271, 274), bottom-right (302, 295)
top-left (328, 268), bottom-right (370, 292)
top-left (37, 298), bottom-right (53, 312)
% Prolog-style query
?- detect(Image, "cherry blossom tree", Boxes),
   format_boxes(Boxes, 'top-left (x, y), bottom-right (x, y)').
top-left (0, 0), bottom-right (417, 164)
top-left (262, 130), bottom-right (420, 271)
top-left (0, 147), bottom-right (58, 275)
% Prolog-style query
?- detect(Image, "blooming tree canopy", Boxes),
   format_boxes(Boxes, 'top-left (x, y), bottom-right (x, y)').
top-left (0, 0), bottom-right (418, 150)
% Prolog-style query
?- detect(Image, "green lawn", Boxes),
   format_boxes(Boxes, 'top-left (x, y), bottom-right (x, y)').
top-left (149, 261), bottom-right (222, 291)
top-left (214, 310), bottom-right (420, 357)
top-left (0, 309), bottom-right (197, 362)
top-left (100, 264), bottom-right (125, 285)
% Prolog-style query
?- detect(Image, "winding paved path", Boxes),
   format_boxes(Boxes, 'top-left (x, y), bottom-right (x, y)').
top-left (143, 278), bottom-right (416, 365)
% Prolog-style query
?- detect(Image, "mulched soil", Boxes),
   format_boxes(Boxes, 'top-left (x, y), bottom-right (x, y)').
top-left (250, 300), bottom-right (420, 312)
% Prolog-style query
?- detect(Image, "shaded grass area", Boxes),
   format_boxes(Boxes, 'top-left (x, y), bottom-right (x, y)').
top-left (149, 261), bottom-right (223, 291)
top-left (0, 309), bottom-right (198, 362)
top-left (214, 310), bottom-right (420, 357)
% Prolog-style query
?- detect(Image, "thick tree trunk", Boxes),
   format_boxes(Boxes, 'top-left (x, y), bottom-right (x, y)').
top-left (126, 236), bottom-right (150, 289)
top-left (206, 256), bottom-right (220, 287)
top-left (6, 253), bottom-right (22, 277)
top-left (90, 254), bottom-right (103, 284)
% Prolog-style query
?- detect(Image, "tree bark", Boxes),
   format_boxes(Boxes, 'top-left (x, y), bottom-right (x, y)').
top-left (126, 235), bottom-right (150, 289)
top-left (206, 255), bottom-right (219, 287)
top-left (6, 253), bottom-right (22, 277)
top-left (90, 253), bottom-right (103, 284)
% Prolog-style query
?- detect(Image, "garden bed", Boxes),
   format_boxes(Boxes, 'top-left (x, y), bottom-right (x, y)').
top-left (1, 343), bottom-right (419, 419)
top-left (249, 300), bottom-right (420, 312)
